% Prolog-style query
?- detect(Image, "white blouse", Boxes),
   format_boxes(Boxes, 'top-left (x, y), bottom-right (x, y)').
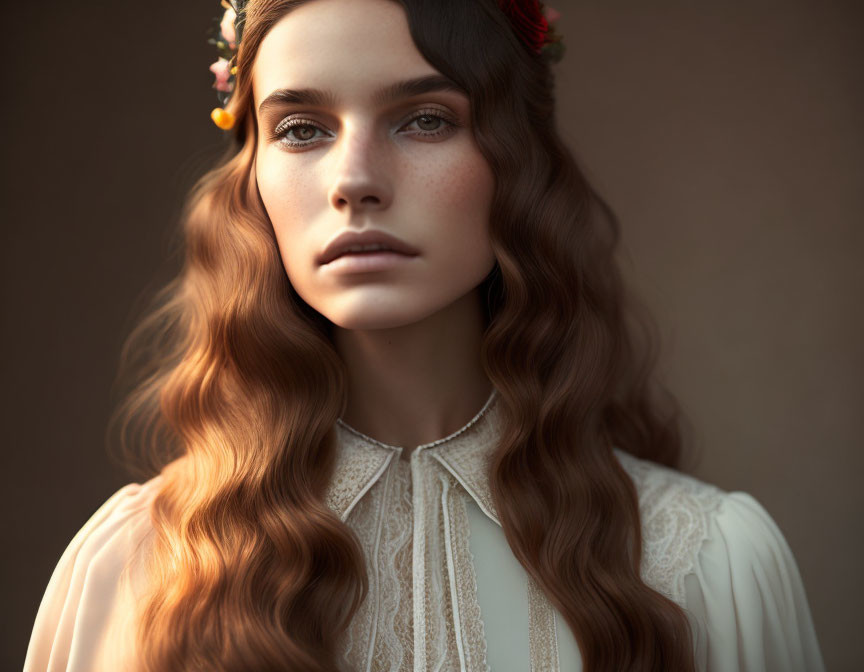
top-left (24, 388), bottom-right (825, 671)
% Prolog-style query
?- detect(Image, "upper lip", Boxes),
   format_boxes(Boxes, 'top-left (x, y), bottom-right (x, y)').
top-left (318, 229), bottom-right (420, 265)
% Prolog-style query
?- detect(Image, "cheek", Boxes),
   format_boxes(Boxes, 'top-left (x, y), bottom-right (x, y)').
top-left (255, 157), bottom-right (314, 280)
top-left (431, 151), bottom-right (494, 220)
top-left (256, 157), bottom-right (307, 227)
top-left (431, 153), bottom-right (496, 261)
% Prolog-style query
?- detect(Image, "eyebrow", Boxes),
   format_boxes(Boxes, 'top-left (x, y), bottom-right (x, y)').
top-left (257, 74), bottom-right (467, 117)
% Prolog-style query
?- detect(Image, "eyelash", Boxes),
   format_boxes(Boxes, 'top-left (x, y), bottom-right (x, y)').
top-left (269, 108), bottom-right (460, 149)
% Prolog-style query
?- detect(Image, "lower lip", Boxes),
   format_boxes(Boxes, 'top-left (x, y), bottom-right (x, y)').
top-left (321, 251), bottom-right (418, 274)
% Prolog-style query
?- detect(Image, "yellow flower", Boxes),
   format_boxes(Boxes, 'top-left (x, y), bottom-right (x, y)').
top-left (210, 107), bottom-right (236, 130)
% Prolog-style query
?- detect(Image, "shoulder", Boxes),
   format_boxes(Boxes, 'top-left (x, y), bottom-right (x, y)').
top-left (613, 448), bottom-right (818, 643)
top-left (24, 474), bottom-right (164, 672)
top-left (614, 452), bottom-right (827, 670)
top-left (613, 448), bottom-right (728, 606)
top-left (59, 476), bottom-right (163, 573)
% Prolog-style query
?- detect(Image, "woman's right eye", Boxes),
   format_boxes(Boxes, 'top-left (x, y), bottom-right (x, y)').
top-left (272, 119), bottom-right (329, 148)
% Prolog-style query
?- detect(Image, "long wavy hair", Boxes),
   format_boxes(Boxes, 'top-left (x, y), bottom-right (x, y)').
top-left (109, 0), bottom-right (698, 669)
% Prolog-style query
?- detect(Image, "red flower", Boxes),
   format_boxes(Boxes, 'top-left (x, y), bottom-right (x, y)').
top-left (498, 0), bottom-right (549, 53)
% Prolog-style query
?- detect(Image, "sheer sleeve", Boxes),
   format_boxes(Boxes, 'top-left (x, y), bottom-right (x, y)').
top-left (683, 491), bottom-right (825, 672)
top-left (23, 478), bottom-right (161, 672)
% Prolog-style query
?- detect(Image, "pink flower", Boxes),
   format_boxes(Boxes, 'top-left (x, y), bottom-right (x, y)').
top-left (209, 57), bottom-right (234, 92)
top-left (220, 7), bottom-right (237, 49)
top-left (543, 6), bottom-right (561, 23)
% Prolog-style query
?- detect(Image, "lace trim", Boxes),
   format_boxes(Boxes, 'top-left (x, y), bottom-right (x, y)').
top-left (325, 434), bottom-right (393, 522)
top-left (527, 575), bottom-right (561, 672)
top-left (614, 449), bottom-right (725, 605)
top-left (338, 456), bottom-right (417, 672)
top-left (413, 453), bottom-right (463, 670)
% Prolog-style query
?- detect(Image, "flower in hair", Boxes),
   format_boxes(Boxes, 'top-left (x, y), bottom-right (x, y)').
top-left (498, 1), bottom-right (565, 63)
top-left (220, 5), bottom-right (238, 49)
top-left (209, 57), bottom-right (233, 92)
top-left (539, 4), bottom-right (565, 63)
top-left (208, 1), bottom-right (248, 130)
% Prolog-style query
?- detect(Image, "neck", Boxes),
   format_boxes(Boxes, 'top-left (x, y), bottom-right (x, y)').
top-left (333, 288), bottom-right (492, 460)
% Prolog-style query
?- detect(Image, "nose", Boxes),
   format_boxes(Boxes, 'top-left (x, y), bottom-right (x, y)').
top-left (327, 122), bottom-right (393, 213)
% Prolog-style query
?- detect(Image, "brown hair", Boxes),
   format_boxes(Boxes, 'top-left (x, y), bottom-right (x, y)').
top-left (111, 0), bottom-right (697, 669)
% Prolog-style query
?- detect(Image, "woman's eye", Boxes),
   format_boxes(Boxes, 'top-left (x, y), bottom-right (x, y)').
top-left (403, 112), bottom-right (456, 137)
top-left (273, 120), bottom-right (327, 147)
top-left (272, 109), bottom-right (458, 150)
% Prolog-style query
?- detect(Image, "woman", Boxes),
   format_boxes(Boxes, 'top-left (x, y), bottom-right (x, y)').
top-left (23, 1), bottom-right (825, 670)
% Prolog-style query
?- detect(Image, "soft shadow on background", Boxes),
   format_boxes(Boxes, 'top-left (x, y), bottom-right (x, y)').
top-left (2, 1), bottom-right (861, 668)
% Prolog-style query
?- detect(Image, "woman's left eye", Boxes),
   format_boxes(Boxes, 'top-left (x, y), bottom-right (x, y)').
top-left (403, 111), bottom-right (456, 137)
top-left (271, 109), bottom-right (459, 150)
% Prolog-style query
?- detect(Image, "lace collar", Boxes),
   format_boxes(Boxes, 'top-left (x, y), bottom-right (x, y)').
top-left (323, 386), bottom-right (728, 614)
top-left (326, 387), bottom-right (503, 524)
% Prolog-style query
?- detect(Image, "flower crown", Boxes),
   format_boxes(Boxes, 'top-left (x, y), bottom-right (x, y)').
top-left (208, 0), bottom-right (565, 130)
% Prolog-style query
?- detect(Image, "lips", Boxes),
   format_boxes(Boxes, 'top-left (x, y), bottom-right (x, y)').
top-left (318, 229), bottom-right (420, 265)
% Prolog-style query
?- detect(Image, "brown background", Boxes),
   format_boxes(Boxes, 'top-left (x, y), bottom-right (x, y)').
top-left (2, 1), bottom-right (861, 669)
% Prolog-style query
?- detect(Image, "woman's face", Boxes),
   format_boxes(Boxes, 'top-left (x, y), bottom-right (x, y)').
top-left (252, 0), bottom-right (497, 330)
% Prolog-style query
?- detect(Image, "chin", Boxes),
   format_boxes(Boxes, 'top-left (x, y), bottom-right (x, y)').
top-left (317, 297), bottom-right (451, 332)
top-left (323, 309), bottom-right (429, 331)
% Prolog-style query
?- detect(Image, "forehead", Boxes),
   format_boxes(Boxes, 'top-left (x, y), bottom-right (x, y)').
top-left (252, 0), bottom-right (439, 109)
